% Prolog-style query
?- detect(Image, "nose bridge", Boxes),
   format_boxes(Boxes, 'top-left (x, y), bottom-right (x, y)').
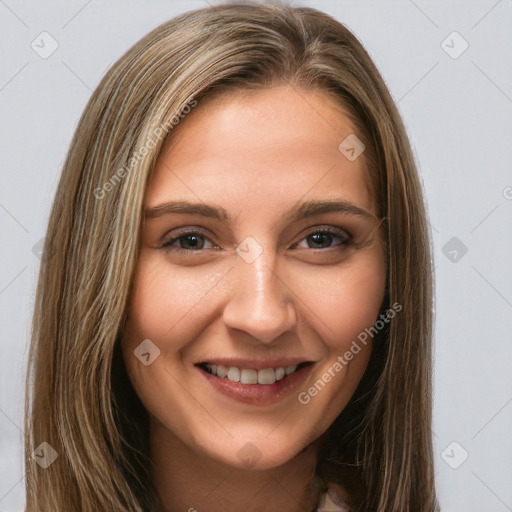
top-left (248, 249), bottom-right (279, 306)
top-left (222, 241), bottom-right (297, 343)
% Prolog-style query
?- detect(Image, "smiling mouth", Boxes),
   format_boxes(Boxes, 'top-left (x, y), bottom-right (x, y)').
top-left (196, 362), bottom-right (313, 385)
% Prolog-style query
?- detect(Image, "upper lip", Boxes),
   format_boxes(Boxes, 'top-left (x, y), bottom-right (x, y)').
top-left (195, 357), bottom-right (314, 370)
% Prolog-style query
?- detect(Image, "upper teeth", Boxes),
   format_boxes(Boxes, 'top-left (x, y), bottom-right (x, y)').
top-left (204, 364), bottom-right (298, 384)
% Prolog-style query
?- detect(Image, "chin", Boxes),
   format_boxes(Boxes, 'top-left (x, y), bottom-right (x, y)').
top-left (202, 432), bottom-right (319, 471)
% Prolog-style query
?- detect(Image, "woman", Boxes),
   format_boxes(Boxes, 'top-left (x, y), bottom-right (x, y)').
top-left (25, 2), bottom-right (438, 511)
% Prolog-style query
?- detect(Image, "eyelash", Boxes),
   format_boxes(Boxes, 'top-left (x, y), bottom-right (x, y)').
top-left (160, 226), bottom-right (353, 254)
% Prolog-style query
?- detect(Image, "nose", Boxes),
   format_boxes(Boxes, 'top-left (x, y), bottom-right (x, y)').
top-left (222, 249), bottom-right (298, 345)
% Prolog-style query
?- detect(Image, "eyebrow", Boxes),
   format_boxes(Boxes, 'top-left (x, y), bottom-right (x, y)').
top-left (144, 199), bottom-right (376, 222)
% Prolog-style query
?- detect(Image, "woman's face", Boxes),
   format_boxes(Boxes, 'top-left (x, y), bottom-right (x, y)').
top-left (121, 86), bottom-right (386, 470)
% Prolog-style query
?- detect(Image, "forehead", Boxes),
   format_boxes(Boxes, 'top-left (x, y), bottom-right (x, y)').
top-left (145, 86), bottom-right (375, 218)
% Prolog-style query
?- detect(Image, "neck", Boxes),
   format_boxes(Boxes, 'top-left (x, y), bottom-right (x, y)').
top-left (150, 418), bottom-right (324, 512)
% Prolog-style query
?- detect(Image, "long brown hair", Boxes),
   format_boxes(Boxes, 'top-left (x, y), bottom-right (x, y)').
top-left (25, 2), bottom-right (438, 511)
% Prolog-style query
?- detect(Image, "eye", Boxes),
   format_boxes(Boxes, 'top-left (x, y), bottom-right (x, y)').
top-left (161, 229), bottom-right (218, 252)
top-left (291, 226), bottom-right (352, 250)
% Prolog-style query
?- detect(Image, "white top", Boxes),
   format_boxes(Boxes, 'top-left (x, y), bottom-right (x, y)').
top-left (316, 485), bottom-right (353, 512)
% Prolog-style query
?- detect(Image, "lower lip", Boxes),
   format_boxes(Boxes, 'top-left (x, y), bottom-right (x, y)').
top-left (196, 364), bottom-right (314, 406)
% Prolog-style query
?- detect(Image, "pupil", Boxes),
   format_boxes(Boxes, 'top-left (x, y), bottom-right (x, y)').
top-left (310, 233), bottom-right (331, 248)
top-left (182, 234), bottom-right (202, 249)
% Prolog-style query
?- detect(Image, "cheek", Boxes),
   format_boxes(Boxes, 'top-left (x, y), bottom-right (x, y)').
top-left (333, 271), bottom-right (385, 343)
top-left (120, 255), bottom-right (224, 404)
top-left (300, 252), bottom-right (387, 350)
top-left (292, 253), bottom-right (386, 429)
top-left (123, 254), bottom-right (219, 342)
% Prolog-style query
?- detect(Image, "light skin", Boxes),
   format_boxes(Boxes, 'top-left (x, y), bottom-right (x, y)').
top-left (121, 86), bottom-right (387, 512)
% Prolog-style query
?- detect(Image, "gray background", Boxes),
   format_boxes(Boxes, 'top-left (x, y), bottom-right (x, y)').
top-left (1, 0), bottom-right (511, 510)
